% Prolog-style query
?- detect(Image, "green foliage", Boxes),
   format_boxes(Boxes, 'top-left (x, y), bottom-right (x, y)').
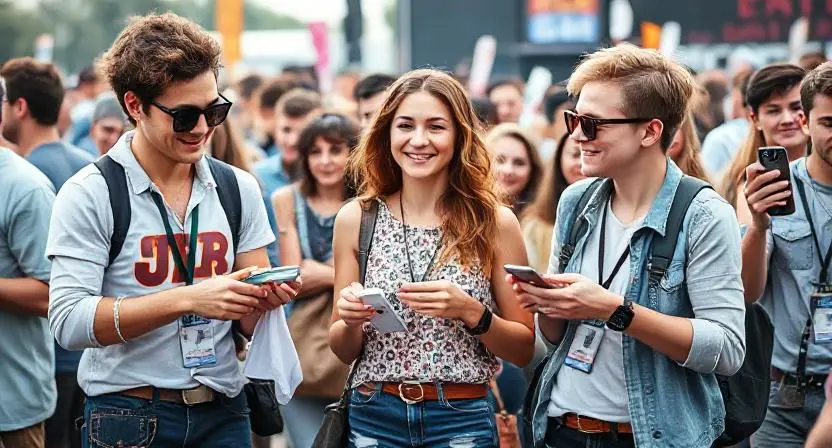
top-left (0, 0), bottom-right (306, 75)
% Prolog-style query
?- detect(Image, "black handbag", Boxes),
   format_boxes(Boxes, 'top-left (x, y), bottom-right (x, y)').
top-left (244, 378), bottom-right (284, 436)
top-left (312, 200), bottom-right (378, 448)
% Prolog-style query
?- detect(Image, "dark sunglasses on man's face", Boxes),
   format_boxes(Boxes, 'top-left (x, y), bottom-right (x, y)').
top-left (564, 110), bottom-right (653, 141)
top-left (150, 93), bottom-right (232, 133)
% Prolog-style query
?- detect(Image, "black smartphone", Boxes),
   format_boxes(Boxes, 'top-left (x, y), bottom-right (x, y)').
top-left (504, 264), bottom-right (554, 289)
top-left (758, 146), bottom-right (795, 216)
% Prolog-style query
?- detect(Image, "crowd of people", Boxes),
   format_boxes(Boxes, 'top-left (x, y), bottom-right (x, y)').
top-left (3, 10), bottom-right (832, 448)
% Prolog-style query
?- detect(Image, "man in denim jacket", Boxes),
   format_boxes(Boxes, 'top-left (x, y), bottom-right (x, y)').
top-left (512, 45), bottom-right (746, 447)
top-left (742, 62), bottom-right (832, 447)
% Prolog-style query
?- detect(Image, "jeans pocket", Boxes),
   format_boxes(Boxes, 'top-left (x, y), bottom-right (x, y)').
top-left (220, 392), bottom-right (251, 417)
top-left (349, 384), bottom-right (380, 408)
top-left (88, 407), bottom-right (157, 448)
top-left (441, 396), bottom-right (492, 414)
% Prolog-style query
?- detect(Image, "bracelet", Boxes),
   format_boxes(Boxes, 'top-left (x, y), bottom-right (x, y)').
top-left (113, 296), bottom-right (128, 343)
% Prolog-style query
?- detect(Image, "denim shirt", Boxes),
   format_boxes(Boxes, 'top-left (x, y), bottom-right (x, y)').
top-left (531, 161), bottom-right (746, 447)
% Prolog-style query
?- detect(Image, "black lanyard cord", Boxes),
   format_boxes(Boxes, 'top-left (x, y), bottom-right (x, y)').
top-left (598, 200), bottom-right (631, 290)
top-left (150, 191), bottom-right (199, 286)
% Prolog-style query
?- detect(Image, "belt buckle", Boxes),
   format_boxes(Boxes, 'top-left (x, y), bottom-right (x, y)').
top-left (182, 386), bottom-right (214, 405)
top-left (398, 381), bottom-right (424, 405)
top-left (576, 415), bottom-right (604, 434)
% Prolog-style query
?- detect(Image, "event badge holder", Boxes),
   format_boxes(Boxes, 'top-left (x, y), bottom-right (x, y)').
top-left (776, 178), bottom-right (832, 408)
top-left (565, 202), bottom-right (630, 374)
top-left (150, 192), bottom-right (217, 369)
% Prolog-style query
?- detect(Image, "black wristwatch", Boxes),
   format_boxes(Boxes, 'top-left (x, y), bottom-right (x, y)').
top-left (465, 306), bottom-right (493, 336)
top-left (606, 299), bottom-right (635, 332)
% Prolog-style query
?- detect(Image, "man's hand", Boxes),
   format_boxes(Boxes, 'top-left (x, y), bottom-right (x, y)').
top-left (187, 267), bottom-right (269, 320)
top-left (508, 273), bottom-right (622, 321)
top-left (744, 162), bottom-right (792, 230)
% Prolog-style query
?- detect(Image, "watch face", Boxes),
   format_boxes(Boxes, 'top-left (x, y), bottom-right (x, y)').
top-left (607, 304), bottom-right (634, 331)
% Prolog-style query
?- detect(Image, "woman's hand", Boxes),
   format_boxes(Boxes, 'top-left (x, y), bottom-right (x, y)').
top-left (508, 273), bottom-right (622, 321)
top-left (336, 282), bottom-right (375, 328)
top-left (397, 280), bottom-right (485, 327)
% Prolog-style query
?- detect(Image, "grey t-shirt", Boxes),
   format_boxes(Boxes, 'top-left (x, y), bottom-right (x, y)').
top-left (0, 148), bottom-right (57, 431)
top-left (26, 140), bottom-right (95, 192)
top-left (761, 157), bottom-right (832, 375)
top-left (548, 200), bottom-right (641, 422)
top-left (46, 132), bottom-right (275, 398)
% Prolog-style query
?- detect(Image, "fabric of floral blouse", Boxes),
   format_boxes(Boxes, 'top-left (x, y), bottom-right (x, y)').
top-left (350, 199), bottom-right (499, 387)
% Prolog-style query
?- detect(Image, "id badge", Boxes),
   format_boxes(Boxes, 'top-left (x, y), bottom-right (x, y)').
top-left (179, 315), bottom-right (217, 368)
top-left (812, 285), bottom-right (832, 343)
top-left (564, 321), bottom-right (605, 373)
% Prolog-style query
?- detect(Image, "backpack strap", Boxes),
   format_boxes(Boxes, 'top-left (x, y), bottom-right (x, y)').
top-left (358, 200), bottom-right (379, 285)
top-left (558, 178), bottom-right (604, 272)
top-left (207, 158), bottom-right (242, 255)
top-left (94, 155), bottom-right (131, 267)
top-left (647, 176), bottom-right (712, 285)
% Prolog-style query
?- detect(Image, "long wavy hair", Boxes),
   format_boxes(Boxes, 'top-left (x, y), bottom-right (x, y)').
top-left (347, 68), bottom-right (501, 276)
top-left (484, 122), bottom-right (544, 216)
top-left (670, 114), bottom-right (709, 182)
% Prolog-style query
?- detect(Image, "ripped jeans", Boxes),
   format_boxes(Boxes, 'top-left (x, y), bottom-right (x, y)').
top-left (347, 382), bottom-right (497, 448)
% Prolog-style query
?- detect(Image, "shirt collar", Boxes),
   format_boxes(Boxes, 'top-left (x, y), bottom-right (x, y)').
top-left (107, 130), bottom-right (217, 195)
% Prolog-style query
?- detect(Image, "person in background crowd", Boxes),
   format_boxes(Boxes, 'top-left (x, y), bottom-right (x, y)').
top-left (741, 61), bottom-right (832, 448)
top-left (253, 88), bottom-right (322, 267)
top-left (330, 68), bottom-right (534, 447)
top-left (720, 64), bottom-right (808, 225)
top-left (282, 64), bottom-right (319, 91)
top-left (487, 78), bottom-right (524, 124)
top-left (485, 123), bottom-right (543, 216)
top-left (273, 113), bottom-right (358, 448)
top-left (57, 89), bottom-right (80, 139)
top-left (252, 76), bottom-right (300, 157)
top-left (208, 117), bottom-right (255, 172)
top-left (66, 65), bottom-right (107, 149)
top-left (0, 72), bottom-right (58, 448)
top-left (539, 90), bottom-right (575, 160)
top-left (516, 44), bottom-right (745, 448)
top-left (333, 70), bottom-right (360, 104)
top-left (46, 13), bottom-right (300, 447)
top-left (667, 114), bottom-right (709, 182)
top-left (799, 52), bottom-right (829, 72)
top-left (353, 73), bottom-right (396, 131)
top-left (88, 92), bottom-right (127, 155)
top-left (232, 73), bottom-right (264, 139)
top-left (701, 70), bottom-right (752, 177)
top-left (471, 97), bottom-right (498, 130)
top-left (520, 133), bottom-right (585, 274)
top-left (806, 374), bottom-right (832, 447)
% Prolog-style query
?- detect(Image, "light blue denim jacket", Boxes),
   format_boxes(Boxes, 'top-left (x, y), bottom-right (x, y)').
top-left (530, 161), bottom-right (746, 447)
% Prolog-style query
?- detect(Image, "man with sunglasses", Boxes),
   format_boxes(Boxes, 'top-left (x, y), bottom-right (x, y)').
top-left (45, 13), bottom-right (300, 447)
top-left (513, 44), bottom-right (745, 447)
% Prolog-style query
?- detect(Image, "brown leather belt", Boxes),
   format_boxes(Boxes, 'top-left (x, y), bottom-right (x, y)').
top-left (373, 382), bottom-right (488, 404)
top-left (771, 367), bottom-right (828, 390)
top-left (119, 385), bottom-right (218, 405)
top-left (562, 413), bottom-right (633, 434)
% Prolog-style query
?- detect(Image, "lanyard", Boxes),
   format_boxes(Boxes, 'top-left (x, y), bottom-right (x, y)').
top-left (792, 177), bottom-right (832, 386)
top-left (400, 198), bottom-right (440, 283)
top-left (150, 192), bottom-right (199, 286)
top-left (598, 201), bottom-right (631, 290)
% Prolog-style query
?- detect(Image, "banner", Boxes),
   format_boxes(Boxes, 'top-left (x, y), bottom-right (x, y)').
top-left (527, 0), bottom-right (600, 44)
top-left (308, 22), bottom-right (332, 95)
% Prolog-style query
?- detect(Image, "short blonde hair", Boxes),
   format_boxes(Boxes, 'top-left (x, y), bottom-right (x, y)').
top-left (567, 44), bottom-right (695, 150)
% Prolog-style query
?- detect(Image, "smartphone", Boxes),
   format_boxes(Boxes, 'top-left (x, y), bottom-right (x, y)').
top-left (504, 264), bottom-right (554, 289)
top-left (357, 288), bottom-right (407, 334)
top-left (758, 146), bottom-right (795, 216)
top-left (242, 265), bottom-right (301, 285)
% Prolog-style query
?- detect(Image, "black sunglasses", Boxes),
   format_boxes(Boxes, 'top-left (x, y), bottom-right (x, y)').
top-left (564, 110), bottom-right (653, 141)
top-left (150, 93), bottom-right (233, 133)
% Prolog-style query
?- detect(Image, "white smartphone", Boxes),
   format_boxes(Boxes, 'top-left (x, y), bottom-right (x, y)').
top-left (357, 288), bottom-right (407, 334)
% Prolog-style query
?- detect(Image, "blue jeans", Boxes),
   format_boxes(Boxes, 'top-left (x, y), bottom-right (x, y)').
top-left (81, 391), bottom-right (251, 448)
top-left (751, 380), bottom-right (825, 448)
top-left (348, 383), bottom-right (498, 447)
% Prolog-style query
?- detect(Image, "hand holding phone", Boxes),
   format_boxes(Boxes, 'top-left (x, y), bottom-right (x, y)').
top-left (757, 146), bottom-right (795, 216)
top-left (357, 288), bottom-right (407, 333)
top-left (504, 264), bottom-right (555, 289)
top-left (745, 146), bottom-right (795, 229)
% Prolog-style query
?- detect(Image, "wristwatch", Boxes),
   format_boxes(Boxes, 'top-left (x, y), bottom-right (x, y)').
top-left (465, 306), bottom-right (493, 336)
top-left (606, 299), bottom-right (635, 332)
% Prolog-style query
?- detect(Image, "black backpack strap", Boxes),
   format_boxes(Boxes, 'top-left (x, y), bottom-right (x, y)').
top-left (94, 155), bottom-right (131, 267)
top-left (207, 158), bottom-right (242, 255)
top-left (358, 200), bottom-right (379, 285)
top-left (558, 178), bottom-right (604, 272)
top-left (647, 176), bottom-right (712, 285)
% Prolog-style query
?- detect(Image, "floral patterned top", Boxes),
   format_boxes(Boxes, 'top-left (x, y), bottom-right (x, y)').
top-left (351, 199), bottom-right (499, 387)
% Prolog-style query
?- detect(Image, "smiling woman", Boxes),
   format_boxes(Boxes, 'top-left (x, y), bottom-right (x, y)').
top-left (328, 68), bottom-right (535, 447)
top-left (485, 123), bottom-right (544, 216)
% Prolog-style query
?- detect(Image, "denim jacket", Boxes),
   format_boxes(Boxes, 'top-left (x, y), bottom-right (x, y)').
top-left (530, 161), bottom-right (746, 447)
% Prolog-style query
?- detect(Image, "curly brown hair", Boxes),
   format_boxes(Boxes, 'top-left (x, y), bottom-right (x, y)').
top-left (98, 12), bottom-right (221, 126)
top-left (348, 68), bottom-right (501, 277)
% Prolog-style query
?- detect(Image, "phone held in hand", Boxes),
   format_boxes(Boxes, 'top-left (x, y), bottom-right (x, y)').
top-left (242, 265), bottom-right (301, 285)
top-left (504, 264), bottom-right (554, 289)
top-left (357, 288), bottom-right (408, 333)
top-left (758, 146), bottom-right (795, 216)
